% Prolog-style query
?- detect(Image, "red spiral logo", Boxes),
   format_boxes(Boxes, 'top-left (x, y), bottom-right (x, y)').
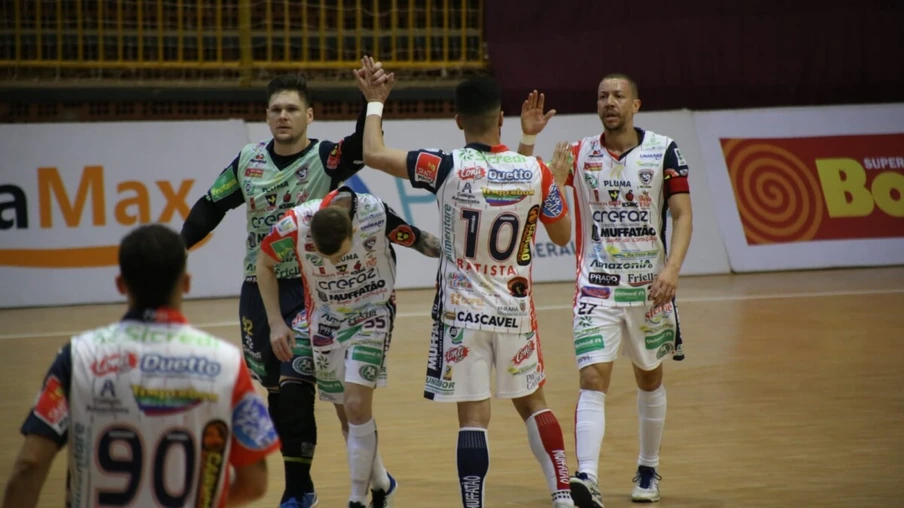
top-left (721, 139), bottom-right (825, 244)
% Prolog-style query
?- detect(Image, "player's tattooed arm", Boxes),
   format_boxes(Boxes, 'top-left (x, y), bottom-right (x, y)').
top-left (412, 231), bottom-right (441, 258)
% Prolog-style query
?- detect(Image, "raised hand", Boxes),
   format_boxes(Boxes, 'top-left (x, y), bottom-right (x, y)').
top-left (521, 90), bottom-right (556, 136)
top-left (354, 55), bottom-right (396, 104)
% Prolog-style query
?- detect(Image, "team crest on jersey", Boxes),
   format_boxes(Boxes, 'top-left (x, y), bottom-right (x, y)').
top-left (639, 169), bottom-right (654, 186)
top-left (296, 164), bottom-right (309, 182)
top-left (363, 236), bottom-right (377, 252)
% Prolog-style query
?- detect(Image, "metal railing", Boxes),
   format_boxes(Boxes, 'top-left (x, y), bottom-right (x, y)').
top-left (0, 0), bottom-right (486, 83)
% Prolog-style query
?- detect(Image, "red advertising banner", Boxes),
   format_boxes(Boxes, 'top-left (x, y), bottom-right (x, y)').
top-left (719, 134), bottom-right (904, 245)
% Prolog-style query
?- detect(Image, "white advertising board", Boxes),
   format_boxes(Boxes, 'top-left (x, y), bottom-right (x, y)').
top-left (693, 103), bottom-right (904, 272)
top-left (0, 120), bottom-right (250, 308)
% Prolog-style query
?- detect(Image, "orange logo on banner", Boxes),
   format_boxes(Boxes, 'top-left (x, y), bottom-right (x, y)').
top-left (0, 165), bottom-right (210, 267)
top-left (720, 134), bottom-right (904, 245)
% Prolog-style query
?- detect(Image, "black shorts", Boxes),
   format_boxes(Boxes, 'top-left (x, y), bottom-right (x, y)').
top-left (239, 277), bottom-right (314, 389)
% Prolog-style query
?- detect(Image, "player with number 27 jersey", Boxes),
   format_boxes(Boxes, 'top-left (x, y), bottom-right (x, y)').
top-left (19, 309), bottom-right (280, 508)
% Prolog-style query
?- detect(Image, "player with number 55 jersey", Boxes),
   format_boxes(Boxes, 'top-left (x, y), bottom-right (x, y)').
top-left (3, 225), bottom-right (280, 508)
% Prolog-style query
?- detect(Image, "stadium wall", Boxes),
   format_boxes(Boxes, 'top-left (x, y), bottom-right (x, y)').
top-left (2, 103), bottom-right (902, 308)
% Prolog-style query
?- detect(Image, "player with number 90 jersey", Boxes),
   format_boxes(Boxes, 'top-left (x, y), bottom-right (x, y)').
top-left (408, 144), bottom-right (569, 335)
top-left (19, 309), bottom-right (280, 508)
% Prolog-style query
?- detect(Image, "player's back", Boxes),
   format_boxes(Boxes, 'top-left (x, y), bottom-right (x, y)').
top-left (435, 146), bottom-right (562, 334)
top-left (64, 312), bottom-right (270, 508)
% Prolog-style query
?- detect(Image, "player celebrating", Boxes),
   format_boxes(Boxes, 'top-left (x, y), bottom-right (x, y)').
top-left (180, 72), bottom-right (374, 507)
top-left (518, 75), bottom-right (694, 506)
top-left (257, 186), bottom-right (441, 508)
top-left (355, 56), bottom-right (577, 508)
top-left (2, 224), bottom-right (280, 508)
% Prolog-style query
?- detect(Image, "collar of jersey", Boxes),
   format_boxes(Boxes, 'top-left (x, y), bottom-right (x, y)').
top-left (122, 307), bottom-right (189, 325)
top-left (599, 127), bottom-right (646, 160)
top-left (465, 142), bottom-right (509, 153)
top-left (320, 185), bottom-right (358, 220)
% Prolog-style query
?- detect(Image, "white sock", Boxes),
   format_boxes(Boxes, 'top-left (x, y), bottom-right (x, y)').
top-left (637, 386), bottom-right (667, 468)
top-left (575, 389), bottom-right (606, 482)
top-left (347, 419), bottom-right (378, 503)
top-left (371, 450), bottom-right (391, 491)
top-left (345, 428), bottom-right (390, 490)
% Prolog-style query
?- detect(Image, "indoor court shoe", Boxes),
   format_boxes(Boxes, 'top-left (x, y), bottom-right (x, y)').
top-left (631, 466), bottom-right (662, 503)
top-left (369, 472), bottom-right (398, 507)
top-left (279, 493), bottom-right (319, 508)
top-left (569, 472), bottom-right (604, 508)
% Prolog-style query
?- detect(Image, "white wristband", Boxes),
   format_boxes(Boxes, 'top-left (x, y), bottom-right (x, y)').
top-left (520, 133), bottom-right (537, 145)
top-left (366, 102), bottom-right (384, 117)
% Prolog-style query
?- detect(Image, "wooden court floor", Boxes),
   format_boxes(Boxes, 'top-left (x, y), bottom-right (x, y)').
top-left (1, 267), bottom-right (902, 507)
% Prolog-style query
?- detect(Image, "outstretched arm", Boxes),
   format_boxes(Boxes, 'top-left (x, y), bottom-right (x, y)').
top-left (383, 203), bottom-right (441, 258)
top-left (181, 154), bottom-right (246, 249)
top-left (354, 57), bottom-right (408, 179)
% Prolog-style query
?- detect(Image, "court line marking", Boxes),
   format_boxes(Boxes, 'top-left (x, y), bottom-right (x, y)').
top-left (1, 287), bottom-right (901, 341)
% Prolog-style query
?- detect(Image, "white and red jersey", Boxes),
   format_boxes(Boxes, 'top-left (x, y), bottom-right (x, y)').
top-left (569, 128), bottom-right (690, 307)
top-left (406, 143), bottom-right (569, 334)
top-left (20, 308), bottom-right (280, 508)
top-left (260, 187), bottom-right (429, 348)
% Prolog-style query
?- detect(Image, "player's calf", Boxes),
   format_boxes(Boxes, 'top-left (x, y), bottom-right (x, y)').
top-left (513, 390), bottom-right (574, 506)
top-left (276, 379), bottom-right (318, 503)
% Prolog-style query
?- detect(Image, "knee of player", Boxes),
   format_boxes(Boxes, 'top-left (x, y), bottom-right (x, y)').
top-left (342, 395), bottom-right (372, 424)
top-left (633, 364), bottom-right (663, 391)
top-left (579, 364), bottom-right (612, 393)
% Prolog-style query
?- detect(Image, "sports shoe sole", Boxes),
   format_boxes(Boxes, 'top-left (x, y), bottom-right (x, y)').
top-left (570, 481), bottom-right (603, 508)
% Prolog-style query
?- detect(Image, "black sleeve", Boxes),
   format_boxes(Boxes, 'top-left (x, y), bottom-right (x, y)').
top-left (20, 343), bottom-right (72, 448)
top-left (405, 149), bottom-right (455, 194)
top-left (180, 155), bottom-right (245, 249)
top-left (319, 96), bottom-right (367, 184)
top-left (383, 203), bottom-right (425, 247)
top-left (662, 141), bottom-right (690, 197)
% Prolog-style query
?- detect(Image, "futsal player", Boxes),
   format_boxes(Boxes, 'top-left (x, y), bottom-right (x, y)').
top-left (355, 56), bottom-right (578, 508)
top-left (256, 186), bottom-right (441, 507)
top-left (180, 69), bottom-right (380, 507)
top-left (2, 224), bottom-right (280, 508)
top-left (517, 74), bottom-right (694, 506)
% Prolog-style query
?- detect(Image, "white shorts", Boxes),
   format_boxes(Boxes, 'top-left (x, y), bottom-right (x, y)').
top-left (572, 300), bottom-right (682, 371)
top-left (309, 306), bottom-right (392, 404)
top-left (423, 321), bottom-right (545, 402)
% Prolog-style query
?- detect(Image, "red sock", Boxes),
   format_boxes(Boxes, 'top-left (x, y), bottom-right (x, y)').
top-left (527, 410), bottom-right (571, 496)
